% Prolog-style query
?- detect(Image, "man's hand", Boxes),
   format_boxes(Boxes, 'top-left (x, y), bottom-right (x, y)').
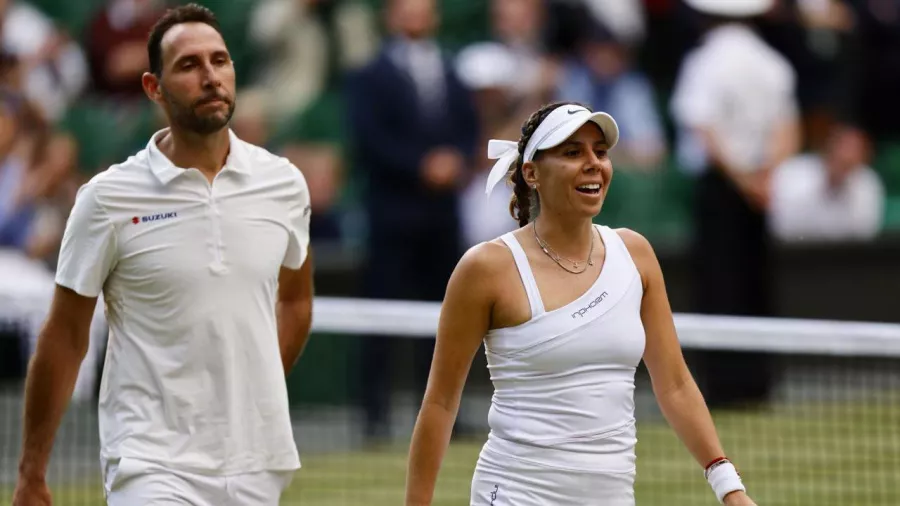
top-left (723, 490), bottom-right (757, 506)
top-left (12, 477), bottom-right (52, 506)
top-left (732, 171), bottom-right (770, 212)
top-left (421, 148), bottom-right (464, 191)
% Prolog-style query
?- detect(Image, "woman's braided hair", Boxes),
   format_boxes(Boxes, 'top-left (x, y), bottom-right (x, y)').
top-left (508, 101), bottom-right (587, 226)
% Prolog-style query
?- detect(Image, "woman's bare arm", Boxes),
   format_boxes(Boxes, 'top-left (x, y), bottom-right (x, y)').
top-left (405, 242), bottom-right (502, 506)
top-left (619, 229), bottom-right (755, 505)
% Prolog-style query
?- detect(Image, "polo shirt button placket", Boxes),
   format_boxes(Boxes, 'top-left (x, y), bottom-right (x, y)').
top-left (207, 182), bottom-right (227, 275)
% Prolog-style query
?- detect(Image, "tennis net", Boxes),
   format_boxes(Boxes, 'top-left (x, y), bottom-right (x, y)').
top-left (2, 296), bottom-right (899, 505)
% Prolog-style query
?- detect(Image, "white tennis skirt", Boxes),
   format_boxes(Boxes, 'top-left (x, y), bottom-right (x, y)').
top-left (470, 435), bottom-right (636, 506)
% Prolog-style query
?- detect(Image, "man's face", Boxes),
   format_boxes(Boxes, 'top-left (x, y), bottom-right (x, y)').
top-left (148, 22), bottom-right (236, 135)
top-left (387, 0), bottom-right (437, 40)
top-left (492, 0), bottom-right (540, 44)
top-left (826, 127), bottom-right (870, 187)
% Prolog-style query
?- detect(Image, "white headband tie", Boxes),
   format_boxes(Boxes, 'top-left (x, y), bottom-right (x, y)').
top-left (485, 140), bottom-right (519, 197)
top-left (484, 106), bottom-right (620, 197)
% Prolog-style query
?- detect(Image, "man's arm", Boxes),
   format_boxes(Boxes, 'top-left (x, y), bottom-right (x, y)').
top-left (14, 175), bottom-right (116, 505)
top-left (277, 250), bottom-right (314, 377)
top-left (693, 127), bottom-right (770, 211)
top-left (761, 115), bottom-right (802, 173)
top-left (696, 114), bottom-right (800, 210)
top-left (17, 286), bottom-right (97, 484)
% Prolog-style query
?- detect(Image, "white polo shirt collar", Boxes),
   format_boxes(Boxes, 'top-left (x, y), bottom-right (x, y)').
top-left (146, 128), bottom-right (251, 185)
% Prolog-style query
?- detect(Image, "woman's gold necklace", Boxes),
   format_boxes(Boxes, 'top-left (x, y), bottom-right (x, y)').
top-left (533, 224), bottom-right (594, 275)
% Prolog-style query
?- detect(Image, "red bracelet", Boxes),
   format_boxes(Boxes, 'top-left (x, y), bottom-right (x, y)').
top-left (704, 457), bottom-right (729, 471)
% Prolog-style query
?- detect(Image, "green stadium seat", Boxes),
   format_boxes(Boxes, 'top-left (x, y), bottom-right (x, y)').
top-left (273, 90), bottom-right (346, 146)
top-left (883, 196), bottom-right (900, 231)
top-left (28, 0), bottom-right (106, 36)
top-left (436, 0), bottom-right (490, 51)
top-left (872, 142), bottom-right (900, 196)
top-left (194, 0), bottom-right (263, 87)
top-left (595, 160), bottom-right (692, 248)
top-left (58, 101), bottom-right (156, 175)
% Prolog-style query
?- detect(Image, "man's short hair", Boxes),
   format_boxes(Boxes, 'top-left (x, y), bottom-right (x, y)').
top-left (147, 3), bottom-right (223, 76)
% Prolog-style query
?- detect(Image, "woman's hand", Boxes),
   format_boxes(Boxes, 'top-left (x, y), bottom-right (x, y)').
top-left (723, 490), bottom-right (757, 506)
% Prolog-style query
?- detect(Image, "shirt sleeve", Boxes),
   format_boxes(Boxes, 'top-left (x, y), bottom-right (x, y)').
top-left (670, 52), bottom-right (720, 129)
top-left (282, 163), bottom-right (312, 270)
top-left (54, 181), bottom-right (118, 297)
top-left (774, 58), bottom-right (800, 124)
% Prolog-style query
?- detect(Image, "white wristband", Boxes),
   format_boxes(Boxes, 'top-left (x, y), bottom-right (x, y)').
top-left (706, 461), bottom-right (745, 504)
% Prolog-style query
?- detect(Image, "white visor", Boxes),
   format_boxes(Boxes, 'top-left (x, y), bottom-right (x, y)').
top-left (485, 105), bottom-right (619, 197)
top-left (684, 0), bottom-right (773, 17)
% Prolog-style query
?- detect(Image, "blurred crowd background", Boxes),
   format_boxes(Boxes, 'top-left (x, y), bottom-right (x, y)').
top-left (2, 0), bottom-right (899, 268)
top-left (2, 0), bottom-right (900, 442)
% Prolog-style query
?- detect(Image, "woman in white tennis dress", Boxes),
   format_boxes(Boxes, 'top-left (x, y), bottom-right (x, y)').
top-left (404, 99), bottom-right (758, 506)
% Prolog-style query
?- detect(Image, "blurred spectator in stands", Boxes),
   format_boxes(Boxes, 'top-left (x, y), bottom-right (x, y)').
top-left (0, 90), bottom-right (29, 250)
top-left (640, 0), bottom-right (699, 96)
top-left (231, 87), bottom-right (345, 246)
top-left (6, 134), bottom-right (77, 263)
top-left (542, 0), bottom-right (646, 56)
top-left (455, 42), bottom-right (521, 247)
top-left (0, 0), bottom-right (88, 122)
top-left (844, 0), bottom-right (900, 141)
top-left (670, 0), bottom-right (801, 408)
top-left (485, 0), bottom-right (548, 103)
top-left (556, 19), bottom-right (666, 170)
top-left (85, 0), bottom-right (165, 102)
top-left (582, 0), bottom-right (647, 47)
top-left (0, 52), bottom-right (75, 264)
top-left (0, 52), bottom-right (40, 243)
top-left (452, 0), bottom-right (552, 247)
top-left (770, 124), bottom-right (884, 242)
top-left (247, 0), bottom-right (379, 126)
top-left (229, 90), bottom-right (272, 149)
top-left (281, 142), bottom-right (344, 243)
top-left (346, 0), bottom-right (478, 443)
top-left (755, 0), bottom-right (857, 150)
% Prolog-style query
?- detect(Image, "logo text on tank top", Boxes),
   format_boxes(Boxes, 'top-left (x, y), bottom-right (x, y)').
top-left (571, 291), bottom-right (608, 319)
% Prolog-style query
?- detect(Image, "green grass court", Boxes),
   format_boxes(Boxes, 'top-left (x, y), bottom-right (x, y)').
top-left (4, 400), bottom-right (898, 506)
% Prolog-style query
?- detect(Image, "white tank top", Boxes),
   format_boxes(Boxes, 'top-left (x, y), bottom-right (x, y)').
top-left (483, 225), bottom-right (646, 472)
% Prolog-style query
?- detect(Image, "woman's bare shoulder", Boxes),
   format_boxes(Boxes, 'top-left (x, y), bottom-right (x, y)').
top-left (442, 238), bottom-right (517, 316)
top-left (613, 227), bottom-right (660, 289)
top-left (454, 238), bottom-right (515, 282)
top-left (613, 227), bottom-right (655, 259)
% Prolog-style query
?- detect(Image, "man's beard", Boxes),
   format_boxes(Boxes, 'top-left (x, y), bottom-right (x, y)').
top-left (161, 86), bottom-right (236, 135)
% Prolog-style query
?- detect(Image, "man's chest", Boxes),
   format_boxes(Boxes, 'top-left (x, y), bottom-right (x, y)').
top-left (112, 193), bottom-right (290, 288)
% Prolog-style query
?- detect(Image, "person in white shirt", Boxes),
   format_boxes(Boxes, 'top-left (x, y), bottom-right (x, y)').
top-left (669, 0), bottom-right (801, 408)
top-left (405, 101), bottom-right (757, 506)
top-left (455, 42), bottom-right (522, 248)
top-left (770, 125), bottom-right (884, 242)
top-left (13, 4), bottom-right (314, 506)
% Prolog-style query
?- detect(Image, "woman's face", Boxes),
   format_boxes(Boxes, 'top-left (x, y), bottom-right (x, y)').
top-left (523, 122), bottom-right (613, 220)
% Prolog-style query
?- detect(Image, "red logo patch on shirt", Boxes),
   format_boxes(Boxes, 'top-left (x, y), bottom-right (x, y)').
top-left (132, 212), bottom-right (178, 224)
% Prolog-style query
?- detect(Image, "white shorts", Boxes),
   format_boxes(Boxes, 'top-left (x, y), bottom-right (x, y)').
top-left (470, 438), bottom-right (636, 506)
top-left (103, 457), bottom-right (294, 506)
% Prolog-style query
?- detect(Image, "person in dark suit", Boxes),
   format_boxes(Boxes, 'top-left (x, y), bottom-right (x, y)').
top-left (346, 0), bottom-right (479, 442)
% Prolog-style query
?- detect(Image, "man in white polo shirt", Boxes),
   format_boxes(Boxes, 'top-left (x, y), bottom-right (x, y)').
top-left (13, 4), bottom-right (313, 505)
